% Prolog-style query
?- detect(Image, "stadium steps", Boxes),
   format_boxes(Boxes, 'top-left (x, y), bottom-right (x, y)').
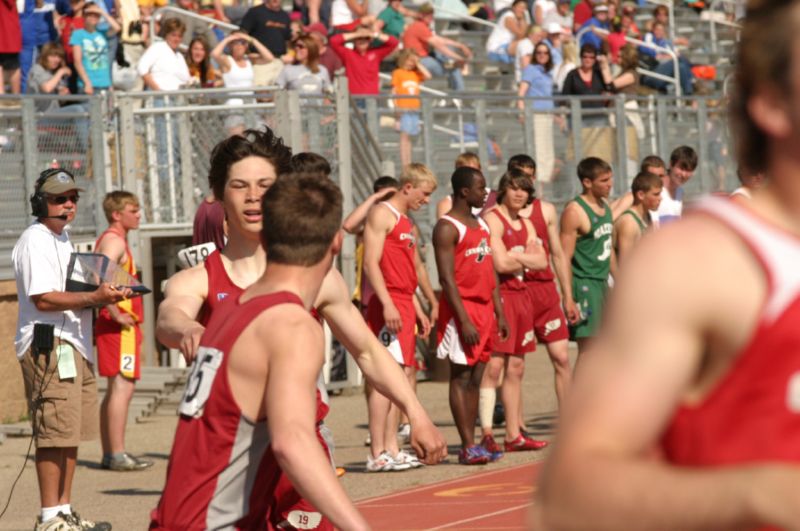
top-left (95, 366), bottom-right (188, 424)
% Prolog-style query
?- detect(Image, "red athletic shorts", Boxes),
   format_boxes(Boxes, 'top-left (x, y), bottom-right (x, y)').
top-left (495, 288), bottom-right (536, 355)
top-left (366, 292), bottom-right (416, 367)
top-left (436, 297), bottom-right (496, 366)
top-left (95, 317), bottom-right (142, 380)
top-left (527, 280), bottom-right (569, 343)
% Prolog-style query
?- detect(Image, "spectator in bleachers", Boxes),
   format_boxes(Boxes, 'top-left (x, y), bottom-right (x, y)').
top-left (554, 37), bottom-right (576, 91)
top-left (599, 44), bottom-right (644, 137)
top-left (561, 43), bottom-right (608, 123)
top-left (543, 22), bottom-right (564, 66)
top-left (172, 0), bottom-right (220, 48)
top-left (578, 3), bottom-right (610, 50)
top-left (19, 0), bottom-right (59, 93)
top-left (514, 24), bottom-right (544, 83)
top-left (71, 2), bottom-right (120, 95)
top-left (604, 15), bottom-right (626, 63)
top-left (620, 2), bottom-right (640, 37)
top-left (118, 0), bottom-right (148, 92)
top-left (486, 0), bottom-right (530, 65)
top-left (640, 21), bottom-right (694, 95)
top-left (241, 0), bottom-right (291, 86)
top-left (213, 31), bottom-right (275, 134)
top-left (330, 26), bottom-right (397, 100)
top-left (0, 0), bottom-right (22, 94)
top-left (403, 3), bottom-right (471, 92)
top-left (305, 23), bottom-right (343, 82)
top-left (546, 0), bottom-right (573, 36)
top-left (276, 34), bottom-right (331, 95)
top-left (138, 17), bottom-right (190, 91)
top-left (572, 0), bottom-right (595, 32)
top-left (136, 0), bottom-right (166, 26)
top-left (330, 0), bottom-right (370, 31)
top-left (377, 0), bottom-right (419, 39)
top-left (533, 0), bottom-right (555, 26)
top-left (518, 42), bottom-right (559, 181)
top-left (186, 36), bottom-right (221, 87)
top-left (58, 0), bottom-right (85, 72)
top-left (392, 49), bottom-right (430, 167)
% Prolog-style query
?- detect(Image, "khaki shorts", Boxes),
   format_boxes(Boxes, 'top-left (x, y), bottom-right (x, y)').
top-left (20, 340), bottom-right (99, 448)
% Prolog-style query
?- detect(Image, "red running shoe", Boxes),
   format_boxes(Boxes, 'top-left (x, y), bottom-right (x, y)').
top-left (504, 434), bottom-right (549, 452)
top-left (479, 434), bottom-right (504, 461)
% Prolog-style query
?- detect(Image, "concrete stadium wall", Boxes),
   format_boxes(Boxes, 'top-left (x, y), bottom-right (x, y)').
top-left (0, 280), bottom-right (26, 424)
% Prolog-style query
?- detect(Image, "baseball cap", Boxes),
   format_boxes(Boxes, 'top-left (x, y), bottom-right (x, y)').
top-left (304, 22), bottom-right (328, 36)
top-left (39, 170), bottom-right (84, 195)
top-left (418, 2), bottom-right (434, 15)
top-left (546, 22), bottom-right (563, 34)
top-left (593, 3), bottom-right (609, 12)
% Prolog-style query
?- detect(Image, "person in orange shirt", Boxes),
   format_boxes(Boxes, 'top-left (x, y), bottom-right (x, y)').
top-left (392, 49), bottom-right (431, 167)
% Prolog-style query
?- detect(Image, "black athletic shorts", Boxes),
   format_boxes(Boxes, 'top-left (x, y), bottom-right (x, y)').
top-left (0, 53), bottom-right (20, 70)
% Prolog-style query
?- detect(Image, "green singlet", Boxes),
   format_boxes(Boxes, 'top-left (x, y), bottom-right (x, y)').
top-left (622, 209), bottom-right (647, 235)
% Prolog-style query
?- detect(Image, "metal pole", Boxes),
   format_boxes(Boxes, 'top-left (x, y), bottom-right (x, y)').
top-left (139, 232), bottom-right (155, 366)
top-left (475, 99), bottom-right (488, 167)
top-left (21, 99), bottom-right (39, 204)
top-left (421, 97), bottom-right (435, 171)
top-left (177, 97), bottom-right (195, 223)
top-left (523, 102), bottom-right (534, 158)
top-left (614, 95), bottom-right (628, 195)
top-left (656, 97), bottom-right (669, 158)
top-left (696, 99), bottom-right (711, 193)
top-left (288, 90), bottom-right (303, 151)
top-left (89, 96), bottom-right (108, 235)
top-left (570, 98), bottom-right (583, 164)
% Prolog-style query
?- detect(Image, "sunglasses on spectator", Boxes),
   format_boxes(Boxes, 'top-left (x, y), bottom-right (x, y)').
top-left (582, 54), bottom-right (597, 59)
top-left (294, 43), bottom-right (307, 49)
top-left (48, 194), bottom-right (80, 204)
top-left (535, 50), bottom-right (550, 55)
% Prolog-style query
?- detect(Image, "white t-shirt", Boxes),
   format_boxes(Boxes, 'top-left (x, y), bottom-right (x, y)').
top-left (655, 186), bottom-right (684, 226)
top-left (137, 41), bottom-right (191, 91)
top-left (12, 223), bottom-right (93, 361)
top-left (532, 0), bottom-right (556, 24)
top-left (545, 10), bottom-right (572, 33)
top-left (514, 37), bottom-right (534, 83)
top-left (486, 11), bottom-right (530, 54)
top-left (331, 0), bottom-right (356, 26)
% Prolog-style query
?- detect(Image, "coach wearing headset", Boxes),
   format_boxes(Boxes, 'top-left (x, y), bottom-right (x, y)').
top-left (12, 168), bottom-right (130, 531)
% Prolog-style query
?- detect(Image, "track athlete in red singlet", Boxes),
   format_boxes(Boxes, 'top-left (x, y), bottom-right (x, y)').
top-left (434, 166), bottom-right (509, 465)
top-left (536, 3), bottom-right (800, 526)
top-left (152, 176), bottom-right (372, 530)
top-left (363, 163), bottom-right (438, 471)
top-left (481, 170), bottom-right (550, 455)
top-left (156, 130), bottom-right (446, 527)
top-left (94, 191), bottom-right (154, 471)
top-left (613, 171), bottom-right (662, 265)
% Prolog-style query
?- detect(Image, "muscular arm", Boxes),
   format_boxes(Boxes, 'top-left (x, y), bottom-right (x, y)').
top-left (264, 316), bottom-right (369, 531)
top-left (610, 192), bottom-right (633, 220)
top-left (485, 211), bottom-right (525, 274)
top-left (315, 269), bottom-right (447, 464)
top-left (559, 203), bottom-right (583, 321)
top-left (536, 219), bottom-right (800, 530)
top-left (155, 266), bottom-right (208, 362)
top-left (342, 187), bottom-right (397, 235)
top-left (543, 201), bottom-right (575, 306)
top-left (32, 284), bottom-right (127, 312)
top-left (362, 204), bottom-right (401, 332)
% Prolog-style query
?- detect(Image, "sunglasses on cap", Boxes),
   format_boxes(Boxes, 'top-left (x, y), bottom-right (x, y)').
top-left (48, 194), bottom-right (80, 204)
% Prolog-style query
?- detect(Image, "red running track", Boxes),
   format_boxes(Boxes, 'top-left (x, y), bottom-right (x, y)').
top-left (356, 462), bottom-right (541, 530)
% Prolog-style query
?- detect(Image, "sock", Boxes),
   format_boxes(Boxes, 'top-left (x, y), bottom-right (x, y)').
top-left (58, 504), bottom-right (71, 515)
top-left (478, 388), bottom-right (496, 431)
top-left (111, 452), bottom-right (126, 461)
top-left (41, 506), bottom-right (61, 522)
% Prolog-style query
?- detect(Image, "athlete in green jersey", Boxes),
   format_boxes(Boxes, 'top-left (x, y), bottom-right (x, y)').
top-left (614, 171), bottom-right (663, 264)
top-left (559, 157), bottom-right (616, 354)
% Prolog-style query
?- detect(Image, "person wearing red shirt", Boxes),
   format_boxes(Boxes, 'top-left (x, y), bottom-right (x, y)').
top-left (572, 0), bottom-right (595, 32)
top-left (0, 0), bottom-right (22, 94)
top-left (329, 27), bottom-right (397, 98)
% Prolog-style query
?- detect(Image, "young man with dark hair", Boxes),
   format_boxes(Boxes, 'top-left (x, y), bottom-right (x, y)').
top-left (731, 166), bottom-right (765, 204)
top-left (363, 163), bottom-right (438, 471)
top-left (537, 2), bottom-right (800, 526)
top-left (481, 170), bottom-right (549, 455)
top-left (95, 191), bottom-right (154, 472)
top-left (152, 175), bottom-right (373, 530)
top-left (656, 145), bottom-right (698, 225)
top-left (559, 157), bottom-right (615, 356)
top-left (436, 152), bottom-right (482, 218)
top-left (613, 171), bottom-right (662, 264)
top-left (290, 151), bottom-right (332, 178)
top-left (434, 166), bottom-right (509, 465)
top-left (157, 130), bottom-right (447, 523)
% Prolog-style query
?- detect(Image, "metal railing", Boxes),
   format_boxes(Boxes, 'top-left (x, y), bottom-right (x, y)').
top-left (433, 2), bottom-right (498, 29)
top-left (577, 26), bottom-right (682, 96)
top-left (150, 5), bottom-right (239, 42)
top-left (706, 0), bottom-right (743, 53)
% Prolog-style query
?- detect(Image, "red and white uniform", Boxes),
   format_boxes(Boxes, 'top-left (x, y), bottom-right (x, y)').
top-left (661, 197), bottom-right (800, 465)
top-left (366, 202), bottom-right (419, 367)
top-left (95, 229), bottom-right (144, 379)
top-left (524, 199), bottom-right (569, 343)
top-left (436, 215), bottom-right (497, 366)
top-left (488, 210), bottom-right (536, 355)
top-left (197, 250), bottom-right (240, 327)
top-left (152, 291), bottom-right (333, 530)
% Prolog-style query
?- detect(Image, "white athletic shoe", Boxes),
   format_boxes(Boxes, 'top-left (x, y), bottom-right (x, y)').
top-left (397, 423), bottom-right (411, 444)
top-left (394, 450), bottom-right (423, 469)
top-left (366, 451), bottom-right (412, 472)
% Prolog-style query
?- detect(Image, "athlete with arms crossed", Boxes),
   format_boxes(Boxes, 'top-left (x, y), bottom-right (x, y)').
top-left (152, 175), bottom-right (368, 529)
top-left (434, 166), bottom-right (509, 465)
top-left (537, 2), bottom-right (800, 526)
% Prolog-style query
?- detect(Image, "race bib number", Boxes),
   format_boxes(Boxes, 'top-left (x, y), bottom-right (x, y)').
top-left (177, 242), bottom-right (216, 269)
top-left (378, 326), bottom-right (404, 364)
top-left (120, 354), bottom-right (135, 379)
top-left (178, 346), bottom-right (223, 418)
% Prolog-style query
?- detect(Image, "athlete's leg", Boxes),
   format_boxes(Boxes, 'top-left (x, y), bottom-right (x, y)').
top-left (545, 339), bottom-right (572, 406)
top-left (367, 389), bottom-right (392, 459)
top-left (479, 355), bottom-right (504, 437)
top-left (449, 361), bottom-right (485, 448)
top-left (501, 355), bottom-right (525, 441)
top-left (104, 374), bottom-right (136, 454)
top-left (59, 447), bottom-right (77, 505)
